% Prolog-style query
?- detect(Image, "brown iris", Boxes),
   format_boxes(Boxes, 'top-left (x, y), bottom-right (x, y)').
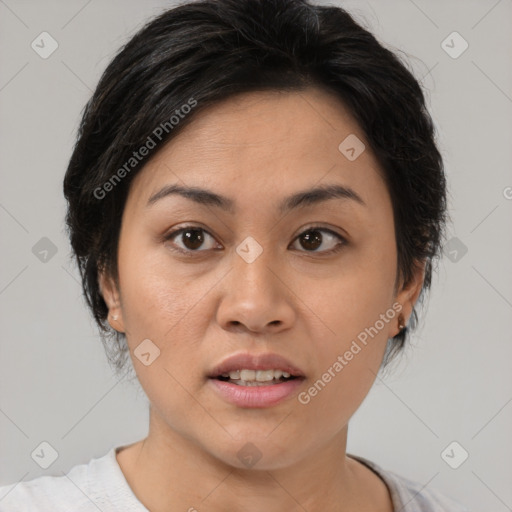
top-left (299, 230), bottom-right (322, 251)
top-left (181, 229), bottom-right (205, 250)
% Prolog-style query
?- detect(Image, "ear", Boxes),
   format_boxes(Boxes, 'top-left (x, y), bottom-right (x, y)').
top-left (392, 260), bottom-right (426, 338)
top-left (98, 269), bottom-right (125, 333)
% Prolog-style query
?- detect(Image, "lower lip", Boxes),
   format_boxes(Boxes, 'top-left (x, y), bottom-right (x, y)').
top-left (208, 378), bottom-right (304, 408)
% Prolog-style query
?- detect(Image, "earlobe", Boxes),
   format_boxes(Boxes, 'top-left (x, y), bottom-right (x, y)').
top-left (394, 261), bottom-right (426, 337)
top-left (98, 270), bottom-right (125, 333)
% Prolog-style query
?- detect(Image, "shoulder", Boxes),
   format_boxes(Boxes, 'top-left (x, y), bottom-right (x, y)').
top-left (385, 471), bottom-right (469, 512)
top-left (0, 447), bottom-right (141, 512)
top-left (0, 458), bottom-right (92, 512)
top-left (349, 454), bottom-right (470, 512)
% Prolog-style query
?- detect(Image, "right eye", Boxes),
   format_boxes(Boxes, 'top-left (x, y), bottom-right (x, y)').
top-left (163, 226), bottom-right (222, 255)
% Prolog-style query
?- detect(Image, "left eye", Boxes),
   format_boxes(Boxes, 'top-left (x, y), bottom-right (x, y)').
top-left (289, 228), bottom-right (346, 254)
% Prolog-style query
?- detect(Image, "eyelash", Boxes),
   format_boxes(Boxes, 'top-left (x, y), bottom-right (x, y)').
top-left (162, 224), bottom-right (347, 257)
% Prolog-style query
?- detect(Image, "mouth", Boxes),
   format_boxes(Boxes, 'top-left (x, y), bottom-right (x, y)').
top-left (207, 352), bottom-right (305, 407)
top-left (208, 371), bottom-right (304, 408)
top-left (208, 352), bottom-right (305, 384)
top-left (213, 369), bottom-right (301, 386)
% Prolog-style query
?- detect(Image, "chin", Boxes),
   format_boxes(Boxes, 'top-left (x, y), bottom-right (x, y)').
top-left (204, 434), bottom-right (299, 472)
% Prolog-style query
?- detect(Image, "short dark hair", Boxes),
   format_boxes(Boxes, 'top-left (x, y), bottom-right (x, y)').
top-left (63, 0), bottom-right (447, 375)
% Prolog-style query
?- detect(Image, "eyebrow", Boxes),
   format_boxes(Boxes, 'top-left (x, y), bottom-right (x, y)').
top-left (146, 183), bottom-right (365, 214)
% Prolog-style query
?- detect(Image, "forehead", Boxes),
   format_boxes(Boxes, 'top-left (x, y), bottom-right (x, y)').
top-left (126, 87), bottom-right (389, 215)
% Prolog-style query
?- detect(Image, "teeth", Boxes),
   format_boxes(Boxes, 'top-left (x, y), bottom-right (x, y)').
top-left (256, 370), bottom-right (275, 382)
top-left (240, 369), bottom-right (256, 381)
top-left (220, 369), bottom-right (292, 382)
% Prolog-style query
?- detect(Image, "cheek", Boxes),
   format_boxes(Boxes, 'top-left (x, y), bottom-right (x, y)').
top-left (312, 239), bottom-right (397, 345)
top-left (116, 254), bottom-right (211, 417)
top-left (116, 243), bottom-right (221, 385)
top-left (300, 240), bottom-right (397, 406)
top-left (297, 279), bottom-right (396, 435)
top-left (117, 239), bottom-right (202, 338)
top-left (115, 254), bottom-right (205, 398)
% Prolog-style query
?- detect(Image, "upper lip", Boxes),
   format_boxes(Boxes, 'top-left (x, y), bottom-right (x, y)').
top-left (208, 352), bottom-right (306, 378)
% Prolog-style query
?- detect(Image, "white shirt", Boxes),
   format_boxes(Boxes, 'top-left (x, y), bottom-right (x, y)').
top-left (0, 447), bottom-right (469, 511)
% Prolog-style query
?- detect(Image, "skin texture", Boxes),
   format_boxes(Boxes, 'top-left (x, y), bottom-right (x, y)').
top-left (100, 87), bottom-right (425, 512)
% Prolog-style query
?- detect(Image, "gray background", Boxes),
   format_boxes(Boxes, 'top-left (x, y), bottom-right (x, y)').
top-left (1, 0), bottom-right (511, 510)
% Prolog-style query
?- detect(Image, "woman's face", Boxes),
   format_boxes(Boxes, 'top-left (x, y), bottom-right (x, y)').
top-left (101, 87), bottom-right (423, 469)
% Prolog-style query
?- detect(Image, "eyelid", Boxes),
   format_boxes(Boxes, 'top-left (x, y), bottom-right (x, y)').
top-left (294, 223), bottom-right (347, 240)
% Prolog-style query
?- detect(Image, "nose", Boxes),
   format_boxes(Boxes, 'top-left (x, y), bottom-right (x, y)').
top-left (215, 245), bottom-right (296, 334)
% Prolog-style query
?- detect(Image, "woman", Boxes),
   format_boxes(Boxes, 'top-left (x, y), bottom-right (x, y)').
top-left (0, 0), bottom-right (469, 510)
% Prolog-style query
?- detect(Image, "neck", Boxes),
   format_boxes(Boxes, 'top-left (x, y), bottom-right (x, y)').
top-left (116, 406), bottom-right (389, 512)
